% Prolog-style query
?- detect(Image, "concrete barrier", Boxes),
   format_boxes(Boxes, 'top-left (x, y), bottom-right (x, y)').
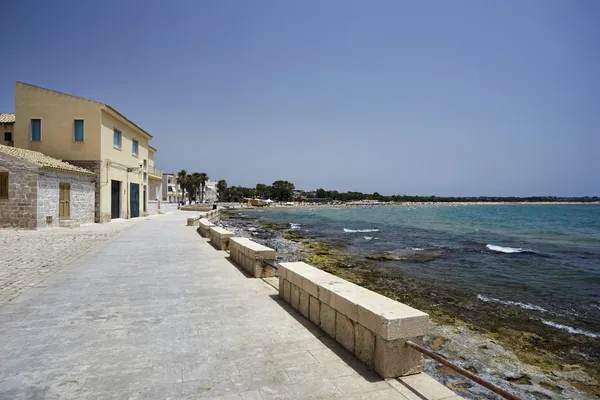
top-left (278, 262), bottom-right (429, 379)
top-left (187, 215), bottom-right (201, 226)
top-left (209, 226), bottom-right (234, 250)
top-left (205, 209), bottom-right (220, 223)
top-left (199, 218), bottom-right (215, 238)
top-left (229, 237), bottom-right (276, 278)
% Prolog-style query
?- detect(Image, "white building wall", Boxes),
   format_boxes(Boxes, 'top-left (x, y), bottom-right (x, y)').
top-left (37, 172), bottom-right (95, 227)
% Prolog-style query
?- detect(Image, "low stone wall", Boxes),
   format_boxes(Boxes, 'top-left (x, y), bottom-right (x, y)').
top-left (278, 261), bottom-right (429, 379)
top-left (209, 226), bottom-right (234, 250)
top-left (186, 215), bottom-right (200, 226)
top-left (229, 237), bottom-right (276, 278)
top-left (204, 209), bottom-right (220, 223)
top-left (180, 205), bottom-right (213, 212)
top-left (199, 218), bottom-right (215, 237)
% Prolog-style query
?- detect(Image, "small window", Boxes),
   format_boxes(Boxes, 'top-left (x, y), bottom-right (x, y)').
top-left (132, 140), bottom-right (139, 157)
top-left (31, 119), bottom-right (41, 141)
top-left (143, 172), bottom-right (147, 182)
top-left (113, 129), bottom-right (121, 149)
top-left (4, 132), bottom-right (11, 142)
top-left (0, 172), bottom-right (8, 199)
top-left (74, 120), bottom-right (84, 142)
top-left (143, 159), bottom-right (147, 169)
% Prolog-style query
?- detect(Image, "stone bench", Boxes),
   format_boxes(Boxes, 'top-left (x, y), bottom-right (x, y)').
top-left (229, 237), bottom-right (276, 278)
top-left (278, 262), bottom-right (429, 379)
top-left (209, 226), bottom-right (235, 251)
top-left (199, 218), bottom-right (215, 238)
top-left (186, 215), bottom-right (201, 226)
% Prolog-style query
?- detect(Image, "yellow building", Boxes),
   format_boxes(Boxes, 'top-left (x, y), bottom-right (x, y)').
top-left (13, 82), bottom-right (161, 222)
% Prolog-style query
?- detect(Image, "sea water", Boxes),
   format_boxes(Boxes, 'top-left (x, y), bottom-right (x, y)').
top-left (254, 204), bottom-right (600, 338)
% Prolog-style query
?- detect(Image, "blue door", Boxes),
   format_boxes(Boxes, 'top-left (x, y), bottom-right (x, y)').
top-left (130, 183), bottom-right (140, 218)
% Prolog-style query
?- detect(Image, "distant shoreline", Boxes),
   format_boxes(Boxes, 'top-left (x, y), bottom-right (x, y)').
top-left (237, 201), bottom-right (600, 209)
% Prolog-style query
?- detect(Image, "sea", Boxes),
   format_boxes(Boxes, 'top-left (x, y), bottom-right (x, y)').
top-left (251, 204), bottom-right (600, 340)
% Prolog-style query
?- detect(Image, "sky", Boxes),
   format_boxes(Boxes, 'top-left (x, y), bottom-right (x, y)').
top-left (1, 1), bottom-right (599, 197)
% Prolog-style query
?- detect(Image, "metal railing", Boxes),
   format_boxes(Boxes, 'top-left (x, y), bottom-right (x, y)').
top-left (147, 166), bottom-right (163, 177)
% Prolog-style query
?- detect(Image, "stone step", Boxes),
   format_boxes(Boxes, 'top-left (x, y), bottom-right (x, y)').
top-left (59, 219), bottom-right (80, 229)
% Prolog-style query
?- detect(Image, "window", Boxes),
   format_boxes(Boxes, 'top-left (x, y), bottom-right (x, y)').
top-left (143, 159), bottom-right (147, 169)
top-left (4, 132), bottom-right (11, 142)
top-left (31, 119), bottom-right (41, 141)
top-left (0, 172), bottom-right (8, 199)
top-left (113, 129), bottom-right (121, 149)
top-left (74, 120), bottom-right (84, 142)
top-left (143, 172), bottom-right (147, 182)
top-left (132, 140), bottom-right (139, 157)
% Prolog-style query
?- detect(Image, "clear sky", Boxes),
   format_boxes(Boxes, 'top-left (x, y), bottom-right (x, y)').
top-left (1, 1), bottom-right (598, 196)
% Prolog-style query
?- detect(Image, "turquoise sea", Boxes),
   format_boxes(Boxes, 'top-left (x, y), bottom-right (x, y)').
top-left (252, 204), bottom-right (600, 340)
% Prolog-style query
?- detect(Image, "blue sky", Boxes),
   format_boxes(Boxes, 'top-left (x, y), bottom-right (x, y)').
top-left (2, 1), bottom-right (598, 196)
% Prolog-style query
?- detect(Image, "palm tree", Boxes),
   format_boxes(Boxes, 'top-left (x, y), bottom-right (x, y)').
top-left (199, 173), bottom-right (209, 203)
top-left (177, 169), bottom-right (187, 204)
top-left (190, 172), bottom-right (202, 204)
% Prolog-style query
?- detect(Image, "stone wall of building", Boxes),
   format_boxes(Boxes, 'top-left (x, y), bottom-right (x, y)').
top-left (148, 200), bottom-right (159, 215)
top-left (64, 160), bottom-right (102, 223)
top-left (37, 172), bottom-right (95, 227)
top-left (0, 154), bottom-right (38, 229)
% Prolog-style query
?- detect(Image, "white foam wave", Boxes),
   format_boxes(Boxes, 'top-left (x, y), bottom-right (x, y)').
top-left (486, 244), bottom-right (535, 254)
top-left (411, 248), bottom-right (424, 251)
top-left (290, 223), bottom-right (301, 230)
top-left (364, 236), bottom-right (373, 240)
top-left (541, 320), bottom-right (600, 338)
top-left (477, 295), bottom-right (548, 313)
top-left (344, 228), bottom-right (379, 233)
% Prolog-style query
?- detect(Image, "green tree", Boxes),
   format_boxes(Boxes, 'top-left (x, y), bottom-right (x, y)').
top-left (177, 169), bottom-right (188, 204)
top-left (216, 180), bottom-right (228, 201)
top-left (190, 172), bottom-right (202, 203)
top-left (256, 183), bottom-right (267, 199)
top-left (315, 188), bottom-right (327, 198)
top-left (270, 180), bottom-right (295, 201)
top-left (199, 173), bottom-right (209, 203)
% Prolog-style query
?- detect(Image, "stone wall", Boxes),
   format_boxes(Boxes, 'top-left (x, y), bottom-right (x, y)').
top-left (37, 172), bottom-right (95, 227)
top-left (229, 237), bottom-right (276, 278)
top-left (0, 153), bottom-right (38, 229)
top-left (208, 226), bottom-right (234, 250)
top-left (64, 160), bottom-right (102, 222)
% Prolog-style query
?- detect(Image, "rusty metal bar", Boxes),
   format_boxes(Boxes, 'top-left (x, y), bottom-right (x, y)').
top-left (405, 340), bottom-right (521, 400)
top-left (262, 259), bottom-right (279, 270)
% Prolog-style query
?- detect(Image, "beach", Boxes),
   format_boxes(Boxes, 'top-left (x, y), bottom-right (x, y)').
top-left (217, 204), bottom-right (600, 399)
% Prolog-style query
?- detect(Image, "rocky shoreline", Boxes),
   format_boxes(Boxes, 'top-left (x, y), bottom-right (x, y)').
top-left (217, 211), bottom-right (599, 400)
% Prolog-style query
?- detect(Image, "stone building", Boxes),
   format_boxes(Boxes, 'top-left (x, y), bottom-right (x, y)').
top-left (0, 144), bottom-right (95, 229)
top-left (1, 113), bottom-right (15, 146)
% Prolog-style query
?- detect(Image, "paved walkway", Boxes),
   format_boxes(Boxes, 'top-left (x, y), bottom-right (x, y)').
top-left (0, 212), bottom-right (459, 400)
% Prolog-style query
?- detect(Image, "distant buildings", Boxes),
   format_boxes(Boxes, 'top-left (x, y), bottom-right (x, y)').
top-left (0, 81), bottom-right (163, 227)
top-left (162, 173), bottom-right (181, 203)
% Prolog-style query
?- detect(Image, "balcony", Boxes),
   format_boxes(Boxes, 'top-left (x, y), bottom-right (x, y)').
top-left (147, 165), bottom-right (163, 180)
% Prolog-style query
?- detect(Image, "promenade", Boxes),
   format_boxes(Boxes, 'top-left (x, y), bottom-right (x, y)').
top-left (0, 211), bottom-right (459, 399)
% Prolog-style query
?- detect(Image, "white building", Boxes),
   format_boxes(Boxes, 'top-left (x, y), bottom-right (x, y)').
top-left (203, 180), bottom-right (218, 203)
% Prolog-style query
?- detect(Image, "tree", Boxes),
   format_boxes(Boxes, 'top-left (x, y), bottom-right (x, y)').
top-left (315, 188), bottom-right (327, 198)
top-left (256, 183), bottom-right (267, 199)
top-left (199, 173), bottom-right (209, 203)
top-left (177, 169), bottom-right (187, 204)
top-left (190, 172), bottom-right (202, 203)
top-left (216, 180), bottom-right (227, 201)
top-left (270, 180), bottom-right (295, 201)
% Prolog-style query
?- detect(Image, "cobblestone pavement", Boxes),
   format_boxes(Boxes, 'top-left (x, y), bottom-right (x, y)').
top-left (0, 220), bottom-right (139, 307)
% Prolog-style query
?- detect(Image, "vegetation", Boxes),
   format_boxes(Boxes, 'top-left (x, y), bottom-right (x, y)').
top-left (176, 170), bottom-right (210, 203)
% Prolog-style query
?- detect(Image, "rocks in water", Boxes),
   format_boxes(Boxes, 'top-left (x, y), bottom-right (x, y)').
top-left (428, 336), bottom-right (449, 351)
top-left (366, 253), bottom-right (438, 263)
top-left (505, 374), bottom-right (533, 385)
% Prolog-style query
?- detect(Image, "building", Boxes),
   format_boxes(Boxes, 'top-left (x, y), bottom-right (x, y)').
top-left (1, 114), bottom-right (15, 146)
top-left (12, 82), bottom-right (162, 222)
top-left (0, 144), bottom-right (95, 229)
top-left (203, 179), bottom-right (218, 203)
top-left (147, 146), bottom-right (162, 215)
top-left (162, 173), bottom-right (181, 203)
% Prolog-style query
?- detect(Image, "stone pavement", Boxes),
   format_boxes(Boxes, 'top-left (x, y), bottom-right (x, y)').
top-left (0, 219), bottom-right (138, 307)
top-left (0, 211), bottom-right (460, 399)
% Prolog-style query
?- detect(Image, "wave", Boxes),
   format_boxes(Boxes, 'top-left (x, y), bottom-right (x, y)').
top-left (290, 223), bottom-right (301, 230)
top-left (344, 228), bottom-right (379, 233)
top-left (411, 247), bottom-right (424, 251)
top-left (477, 294), bottom-right (548, 313)
top-left (364, 236), bottom-right (373, 240)
top-left (486, 244), bottom-right (536, 254)
top-left (541, 319), bottom-right (600, 338)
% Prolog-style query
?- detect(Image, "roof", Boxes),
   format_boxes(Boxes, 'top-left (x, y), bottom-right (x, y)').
top-left (0, 144), bottom-right (96, 176)
top-left (148, 145), bottom-right (157, 152)
top-left (17, 82), bottom-right (153, 139)
top-left (0, 114), bottom-right (15, 124)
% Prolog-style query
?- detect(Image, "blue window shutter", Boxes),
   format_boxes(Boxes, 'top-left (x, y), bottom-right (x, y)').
top-left (31, 119), bottom-right (41, 141)
top-left (74, 120), bottom-right (84, 141)
top-left (114, 129), bottom-right (121, 148)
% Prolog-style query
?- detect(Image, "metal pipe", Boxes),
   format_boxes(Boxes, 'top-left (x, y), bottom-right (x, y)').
top-left (404, 340), bottom-right (521, 400)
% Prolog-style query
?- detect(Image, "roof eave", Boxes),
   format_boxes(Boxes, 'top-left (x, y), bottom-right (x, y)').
top-left (103, 105), bottom-right (153, 140)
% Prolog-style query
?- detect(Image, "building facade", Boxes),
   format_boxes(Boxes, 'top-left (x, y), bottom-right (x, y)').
top-left (162, 173), bottom-right (181, 203)
top-left (0, 144), bottom-right (95, 229)
top-left (12, 82), bottom-right (162, 222)
top-left (1, 114), bottom-right (15, 147)
top-left (147, 146), bottom-right (162, 215)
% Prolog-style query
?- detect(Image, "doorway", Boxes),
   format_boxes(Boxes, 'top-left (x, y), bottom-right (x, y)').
top-left (130, 183), bottom-right (140, 218)
top-left (111, 180), bottom-right (121, 219)
top-left (59, 183), bottom-right (70, 219)
top-left (143, 185), bottom-right (147, 213)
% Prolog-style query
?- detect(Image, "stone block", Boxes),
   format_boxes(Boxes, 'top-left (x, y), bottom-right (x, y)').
top-left (298, 290), bottom-right (310, 318)
top-left (320, 302), bottom-right (336, 338)
top-left (278, 265), bottom-right (288, 280)
top-left (283, 279), bottom-right (291, 303)
top-left (290, 284), bottom-right (300, 310)
top-left (335, 312), bottom-right (355, 353)
top-left (355, 324), bottom-right (375, 368)
top-left (302, 277), bottom-right (319, 298)
top-left (279, 277), bottom-right (285, 297)
top-left (357, 299), bottom-right (429, 341)
top-left (309, 295), bottom-right (320, 326)
top-left (373, 335), bottom-right (423, 379)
